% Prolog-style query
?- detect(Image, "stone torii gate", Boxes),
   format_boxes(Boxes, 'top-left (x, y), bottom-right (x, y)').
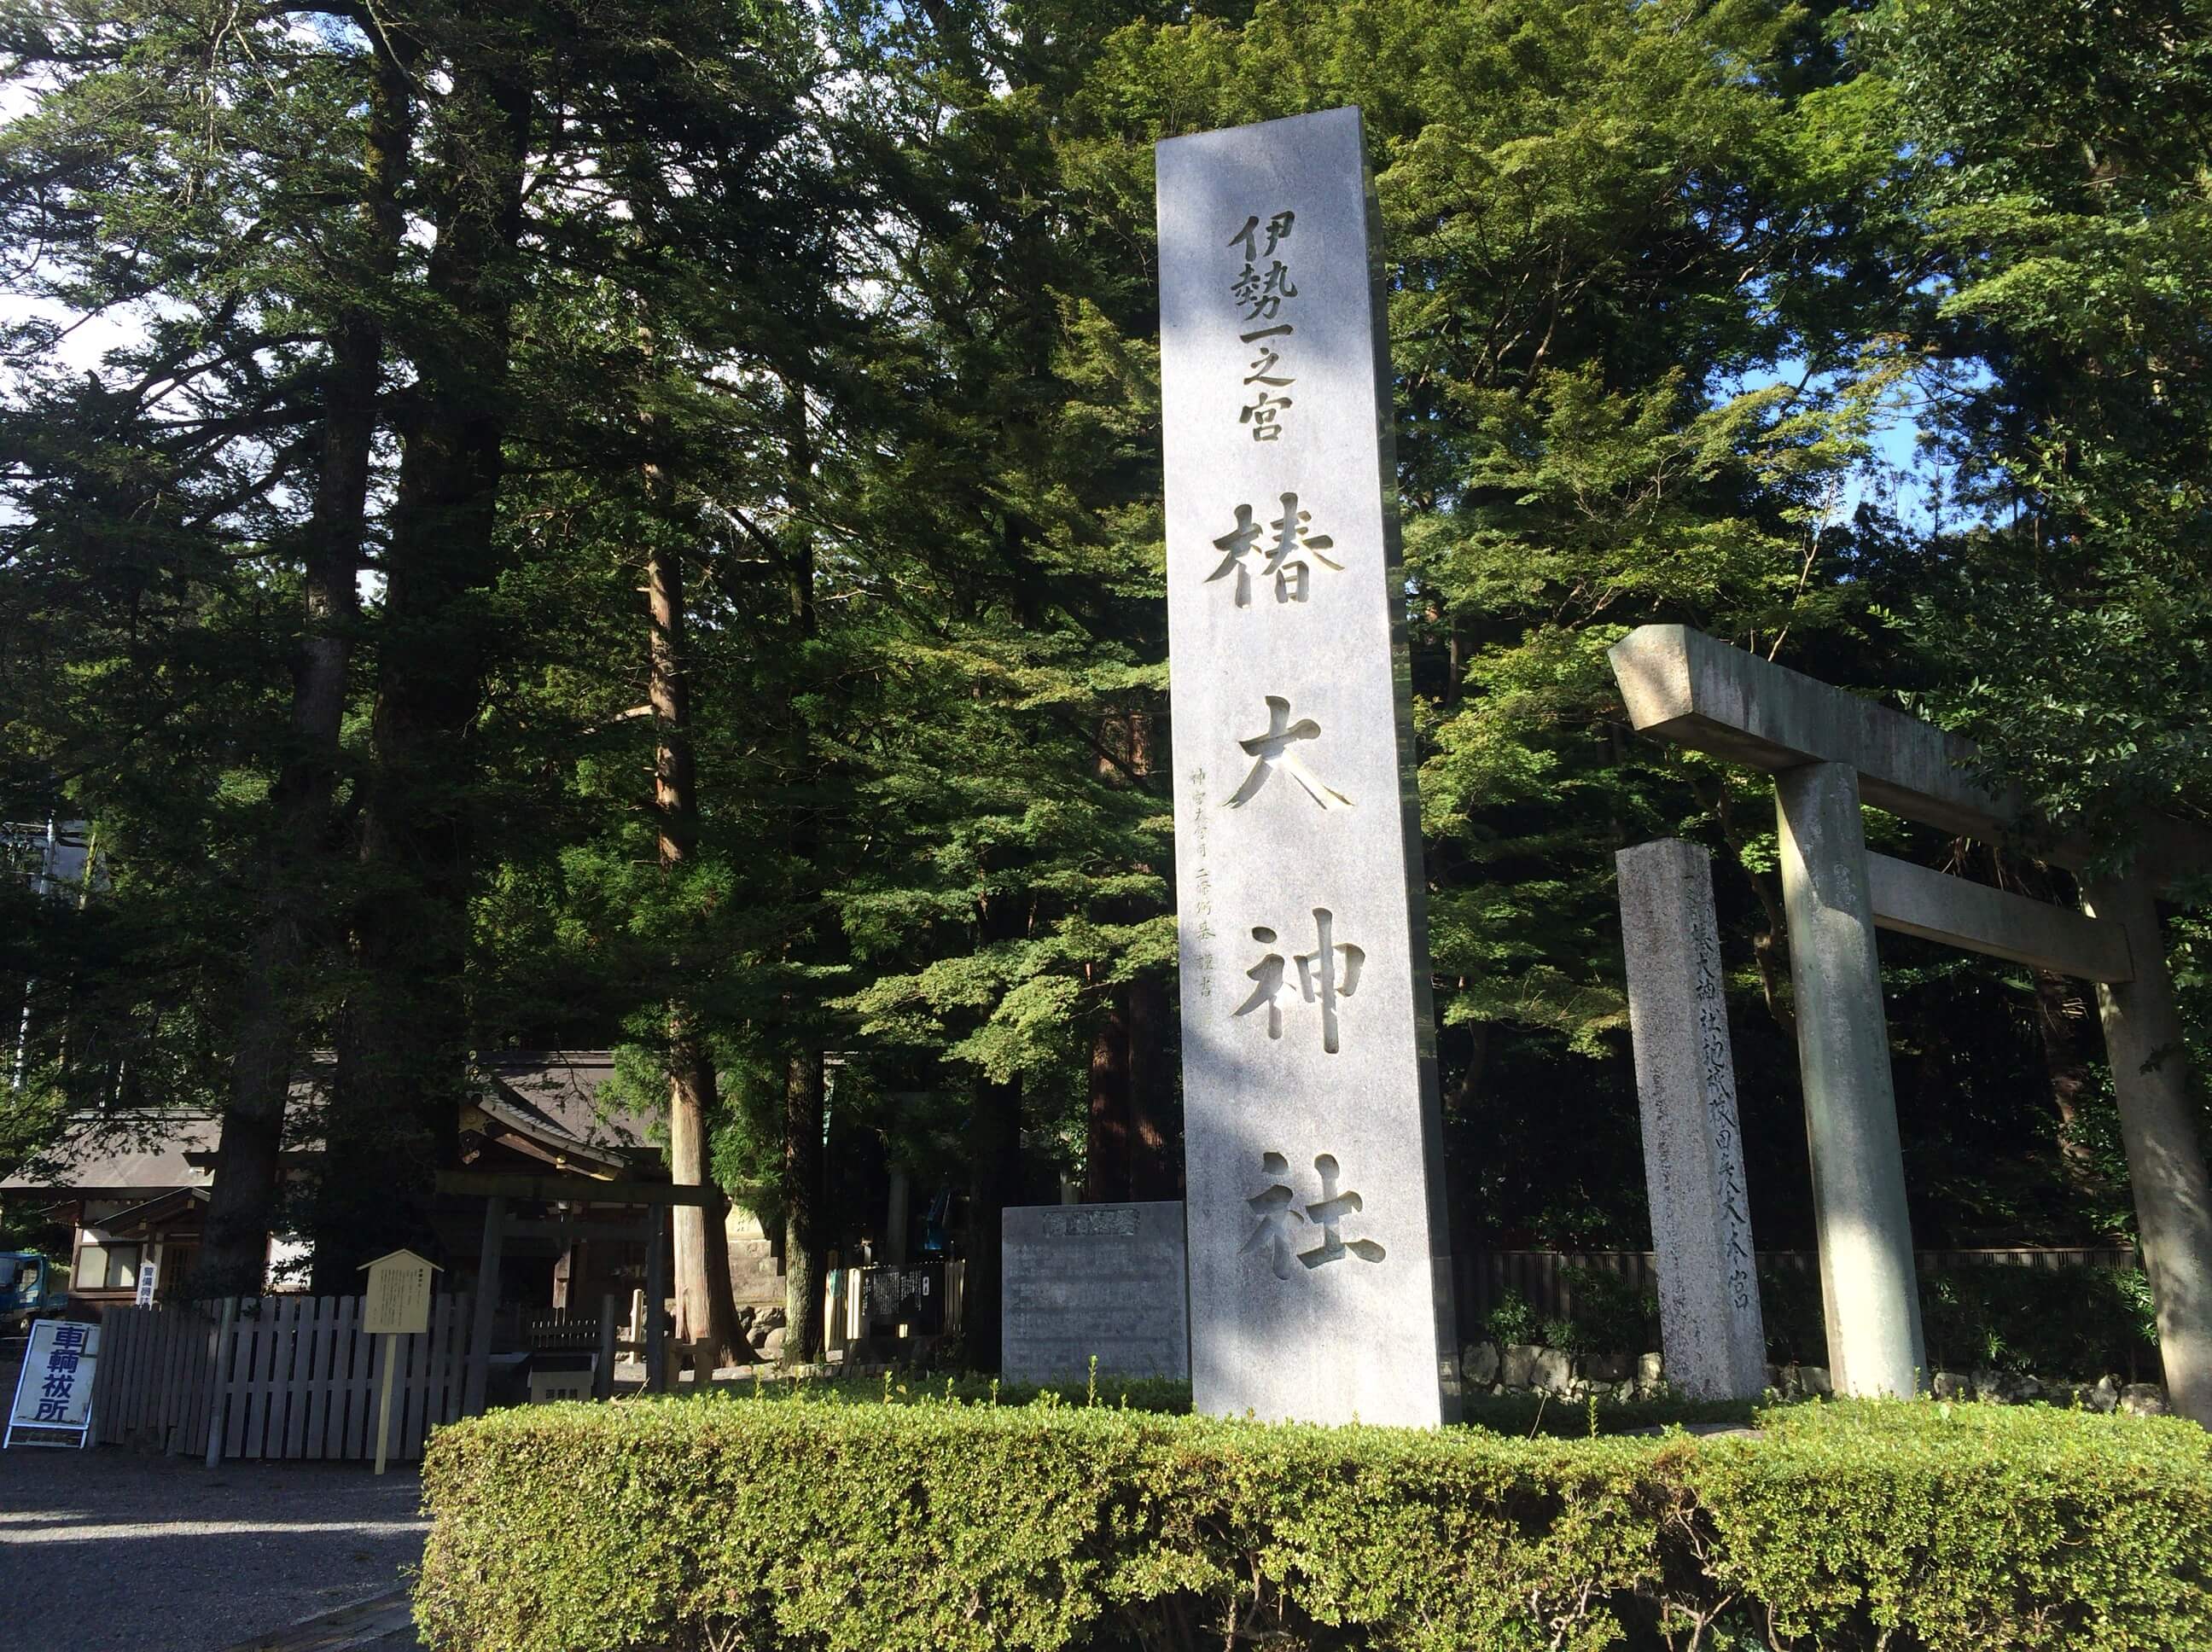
top-left (1610, 625), bottom-right (2212, 1423)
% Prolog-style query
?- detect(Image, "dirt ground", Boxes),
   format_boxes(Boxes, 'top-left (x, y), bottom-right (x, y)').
top-left (0, 1439), bottom-right (428, 1652)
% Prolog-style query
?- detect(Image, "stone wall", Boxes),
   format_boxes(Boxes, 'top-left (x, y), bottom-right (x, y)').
top-left (1459, 1338), bottom-right (2171, 1415)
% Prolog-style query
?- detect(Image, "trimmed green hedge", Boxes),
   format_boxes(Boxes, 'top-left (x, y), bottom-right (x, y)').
top-left (417, 1394), bottom-right (2212, 1652)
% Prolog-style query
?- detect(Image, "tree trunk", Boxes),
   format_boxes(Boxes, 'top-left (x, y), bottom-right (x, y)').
top-left (2031, 968), bottom-right (2104, 1190)
top-left (1084, 988), bottom-right (1132, 1202)
top-left (771, 372), bottom-right (831, 1365)
top-left (647, 507), bottom-right (741, 1363)
top-left (1087, 707), bottom-right (1177, 1203)
top-left (314, 44), bottom-right (529, 1290)
top-left (1126, 969), bottom-right (1178, 1199)
top-left (667, 1031), bottom-right (740, 1359)
top-left (966, 1072), bottom-right (1025, 1373)
top-left (783, 1049), bottom-right (825, 1364)
top-left (199, 38), bottom-right (413, 1298)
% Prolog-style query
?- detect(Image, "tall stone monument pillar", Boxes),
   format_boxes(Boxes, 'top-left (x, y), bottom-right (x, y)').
top-left (1157, 108), bottom-right (1458, 1427)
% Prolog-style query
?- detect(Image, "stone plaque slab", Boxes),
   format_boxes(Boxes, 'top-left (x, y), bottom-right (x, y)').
top-left (1001, 1201), bottom-right (1190, 1384)
top-left (1157, 108), bottom-right (1458, 1427)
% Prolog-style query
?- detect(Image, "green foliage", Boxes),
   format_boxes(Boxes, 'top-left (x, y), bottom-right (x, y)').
top-left (417, 1394), bottom-right (2212, 1651)
top-left (1918, 1264), bottom-right (2160, 1380)
top-left (1484, 1287), bottom-right (1540, 1347)
top-left (1550, 1264), bottom-right (1660, 1361)
top-left (1756, 1260), bottom-right (2162, 1377)
top-left (1864, 0), bottom-right (2212, 854)
top-left (3, 0), bottom-right (2209, 1299)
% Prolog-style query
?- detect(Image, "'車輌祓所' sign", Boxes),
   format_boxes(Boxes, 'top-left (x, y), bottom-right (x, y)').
top-left (6, 1318), bottom-right (101, 1448)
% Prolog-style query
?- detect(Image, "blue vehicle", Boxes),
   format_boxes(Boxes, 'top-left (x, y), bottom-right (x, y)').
top-left (0, 1253), bottom-right (67, 1329)
top-left (917, 1189), bottom-right (965, 1259)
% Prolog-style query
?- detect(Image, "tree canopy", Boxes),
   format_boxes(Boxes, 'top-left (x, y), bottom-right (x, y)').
top-left (3, 0), bottom-right (2206, 1344)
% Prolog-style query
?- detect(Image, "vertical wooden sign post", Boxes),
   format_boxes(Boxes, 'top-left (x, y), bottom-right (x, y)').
top-left (360, 1248), bottom-right (439, 1475)
top-left (1157, 108), bottom-right (1459, 1427)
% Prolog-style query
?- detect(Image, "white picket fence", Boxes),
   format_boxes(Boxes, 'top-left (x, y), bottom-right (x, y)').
top-left (92, 1294), bottom-right (474, 1463)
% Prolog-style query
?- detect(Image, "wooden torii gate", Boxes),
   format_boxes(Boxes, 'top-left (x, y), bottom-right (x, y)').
top-left (436, 1170), bottom-right (714, 1413)
top-left (1611, 625), bottom-right (2212, 1422)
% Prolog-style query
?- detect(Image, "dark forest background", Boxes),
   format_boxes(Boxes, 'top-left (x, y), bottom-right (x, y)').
top-left (3, 0), bottom-right (2208, 1361)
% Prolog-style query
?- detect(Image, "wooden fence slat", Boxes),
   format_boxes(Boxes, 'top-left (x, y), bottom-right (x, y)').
top-left (333, 1295), bottom-right (358, 1455)
top-left (408, 1296), bottom-right (450, 1457)
top-left (279, 1297), bottom-right (309, 1460)
top-left (271, 1297), bottom-right (297, 1456)
top-left (293, 1297), bottom-right (319, 1461)
top-left (345, 1295), bottom-right (373, 1460)
top-left (445, 1293), bottom-right (474, 1428)
top-left (181, 1309), bottom-right (206, 1458)
top-left (276, 1297), bottom-right (303, 1456)
top-left (99, 1308), bottom-right (131, 1443)
top-left (148, 1309), bottom-right (176, 1446)
top-left (151, 1309), bottom-right (180, 1449)
top-left (114, 1309), bottom-right (143, 1441)
top-left (192, 1304), bottom-right (221, 1458)
top-left (398, 1318), bottom-right (424, 1462)
top-left (300, 1297), bottom-right (332, 1461)
top-left (343, 1298), bottom-right (373, 1462)
top-left (255, 1300), bottom-right (283, 1459)
top-left (224, 1303), bottom-right (259, 1460)
top-left (123, 1307), bottom-right (149, 1440)
top-left (231, 1301), bottom-right (260, 1459)
top-left (390, 1325), bottom-right (416, 1462)
top-left (91, 1308), bottom-right (125, 1443)
top-left (327, 1297), bottom-right (354, 1462)
top-left (243, 1300), bottom-right (275, 1459)
top-left (163, 1307), bottom-right (198, 1453)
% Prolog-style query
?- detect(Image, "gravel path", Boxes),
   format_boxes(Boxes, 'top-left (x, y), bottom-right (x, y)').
top-left (0, 1442), bottom-right (428, 1652)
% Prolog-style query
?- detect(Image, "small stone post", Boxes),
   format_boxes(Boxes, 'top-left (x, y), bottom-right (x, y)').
top-left (1616, 840), bottom-right (1767, 1399)
top-left (1776, 761), bottom-right (1925, 1395)
top-left (2081, 870), bottom-right (2212, 1427)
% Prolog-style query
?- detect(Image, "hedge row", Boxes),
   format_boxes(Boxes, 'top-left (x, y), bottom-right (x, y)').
top-left (416, 1394), bottom-right (2212, 1652)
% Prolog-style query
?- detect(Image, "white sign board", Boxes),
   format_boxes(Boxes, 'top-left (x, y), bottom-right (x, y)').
top-left (134, 1260), bottom-right (158, 1307)
top-left (1157, 108), bottom-right (1459, 1427)
top-left (361, 1249), bottom-right (436, 1335)
top-left (6, 1318), bottom-right (101, 1447)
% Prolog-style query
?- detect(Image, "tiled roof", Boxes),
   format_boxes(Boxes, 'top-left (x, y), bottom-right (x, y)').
top-left (2, 1052), bottom-right (655, 1195)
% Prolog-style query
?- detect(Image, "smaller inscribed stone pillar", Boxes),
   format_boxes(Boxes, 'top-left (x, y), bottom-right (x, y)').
top-left (1616, 841), bottom-right (1767, 1399)
top-left (1776, 761), bottom-right (1925, 1396)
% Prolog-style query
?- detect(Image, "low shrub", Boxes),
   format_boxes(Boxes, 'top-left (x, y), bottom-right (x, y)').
top-left (417, 1392), bottom-right (2212, 1652)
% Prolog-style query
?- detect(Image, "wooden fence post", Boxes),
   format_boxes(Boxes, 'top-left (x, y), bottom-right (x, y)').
top-left (595, 1293), bottom-right (616, 1402)
top-left (645, 1204), bottom-right (667, 1393)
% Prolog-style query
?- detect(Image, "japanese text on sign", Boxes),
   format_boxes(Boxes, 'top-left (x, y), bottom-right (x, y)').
top-left (1226, 210), bottom-right (1299, 440)
top-left (8, 1318), bottom-right (99, 1436)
